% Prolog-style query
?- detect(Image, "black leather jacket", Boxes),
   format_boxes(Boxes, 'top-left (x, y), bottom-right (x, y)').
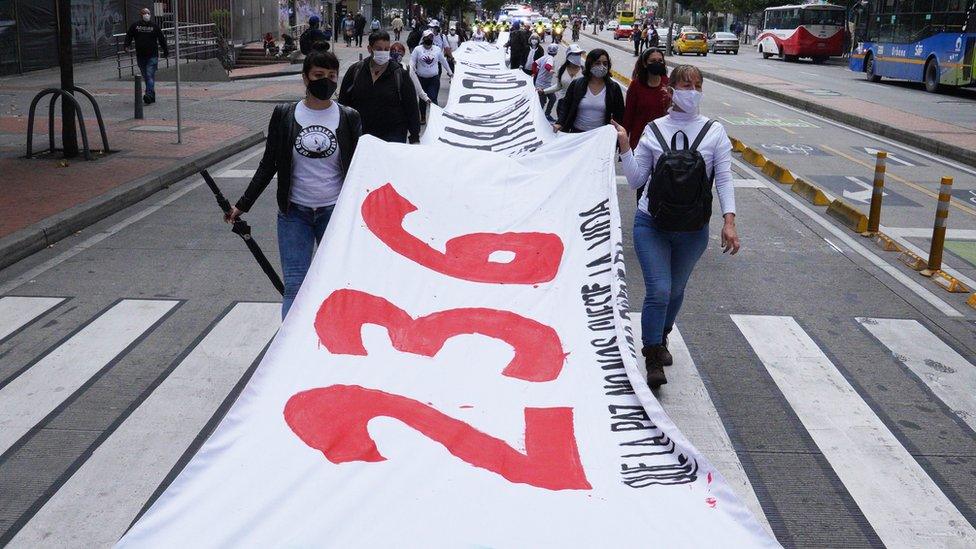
top-left (236, 102), bottom-right (362, 214)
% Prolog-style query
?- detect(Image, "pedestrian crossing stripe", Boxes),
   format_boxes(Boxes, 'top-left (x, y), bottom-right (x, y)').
top-left (0, 296), bottom-right (65, 345)
top-left (1, 300), bottom-right (975, 546)
top-left (8, 302), bottom-right (280, 548)
top-left (732, 315), bottom-right (976, 548)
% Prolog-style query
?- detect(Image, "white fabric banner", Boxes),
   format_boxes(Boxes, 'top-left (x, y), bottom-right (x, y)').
top-left (118, 44), bottom-right (776, 547)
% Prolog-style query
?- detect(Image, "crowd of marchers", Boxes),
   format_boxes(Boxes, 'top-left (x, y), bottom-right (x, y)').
top-left (218, 17), bottom-right (740, 392)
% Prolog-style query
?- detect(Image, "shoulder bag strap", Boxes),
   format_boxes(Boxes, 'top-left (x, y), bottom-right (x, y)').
top-left (689, 119), bottom-right (715, 152)
top-left (648, 121), bottom-right (670, 153)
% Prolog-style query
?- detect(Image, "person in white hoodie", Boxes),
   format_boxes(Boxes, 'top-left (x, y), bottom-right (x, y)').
top-left (613, 64), bottom-right (740, 389)
top-left (534, 43), bottom-right (558, 120)
top-left (411, 29), bottom-right (453, 121)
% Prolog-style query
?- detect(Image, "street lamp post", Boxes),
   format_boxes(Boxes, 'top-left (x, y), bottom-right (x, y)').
top-left (174, 0), bottom-right (183, 144)
top-left (55, 0), bottom-right (78, 158)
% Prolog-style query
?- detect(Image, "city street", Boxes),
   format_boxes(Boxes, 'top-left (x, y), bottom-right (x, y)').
top-left (2, 30), bottom-right (976, 548)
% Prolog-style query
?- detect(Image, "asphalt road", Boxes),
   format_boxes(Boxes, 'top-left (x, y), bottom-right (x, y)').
top-left (592, 28), bottom-right (976, 131)
top-left (1, 43), bottom-right (975, 548)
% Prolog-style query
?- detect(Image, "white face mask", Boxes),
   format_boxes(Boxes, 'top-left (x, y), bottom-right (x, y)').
top-left (142, 13), bottom-right (151, 22)
top-left (372, 51), bottom-right (390, 65)
top-left (671, 89), bottom-right (703, 115)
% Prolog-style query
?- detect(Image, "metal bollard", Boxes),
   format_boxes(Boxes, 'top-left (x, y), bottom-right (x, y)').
top-left (134, 75), bottom-right (144, 120)
top-left (864, 151), bottom-right (886, 235)
top-left (921, 176), bottom-right (953, 277)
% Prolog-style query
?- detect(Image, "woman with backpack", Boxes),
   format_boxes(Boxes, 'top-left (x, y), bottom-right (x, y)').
top-left (552, 48), bottom-right (624, 133)
top-left (612, 64), bottom-right (740, 389)
top-left (224, 49), bottom-right (362, 319)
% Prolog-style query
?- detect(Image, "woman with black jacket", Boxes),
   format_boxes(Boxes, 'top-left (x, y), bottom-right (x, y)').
top-left (553, 48), bottom-right (624, 133)
top-left (225, 49), bottom-right (362, 319)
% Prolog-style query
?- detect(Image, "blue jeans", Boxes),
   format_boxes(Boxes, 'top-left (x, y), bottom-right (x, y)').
top-left (137, 56), bottom-right (158, 98)
top-left (633, 210), bottom-right (709, 347)
top-left (277, 203), bottom-right (335, 319)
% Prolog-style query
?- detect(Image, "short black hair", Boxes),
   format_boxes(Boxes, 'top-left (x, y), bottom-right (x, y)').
top-left (583, 48), bottom-right (611, 80)
top-left (368, 30), bottom-right (390, 46)
top-left (303, 49), bottom-right (339, 76)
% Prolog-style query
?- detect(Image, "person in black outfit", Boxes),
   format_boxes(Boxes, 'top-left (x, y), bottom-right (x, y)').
top-left (406, 24), bottom-right (422, 50)
top-left (300, 15), bottom-right (330, 54)
top-left (339, 31), bottom-right (420, 143)
top-left (124, 7), bottom-right (168, 105)
top-left (225, 47), bottom-right (362, 319)
top-left (354, 13), bottom-right (367, 47)
top-left (554, 48), bottom-right (624, 133)
top-left (505, 21), bottom-right (529, 70)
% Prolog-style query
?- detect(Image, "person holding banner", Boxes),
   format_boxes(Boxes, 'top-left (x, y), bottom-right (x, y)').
top-left (411, 29), bottom-right (453, 122)
top-left (552, 49), bottom-right (624, 133)
top-left (533, 43), bottom-right (559, 120)
top-left (612, 64), bottom-right (740, 388)
top-left (545, 44), bottom-right (585, 122)
top-left (225, 48), bottom-right (363, 319)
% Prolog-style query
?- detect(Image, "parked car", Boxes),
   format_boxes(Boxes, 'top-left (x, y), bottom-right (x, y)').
top-left (614, 24), bottom-right (634, 40)
top-left (672, 31), bottom-right (708, 55)
top-left (606, 19), bottom-right (619, 30)
top-left (709, 31), bottom-right (739, 54)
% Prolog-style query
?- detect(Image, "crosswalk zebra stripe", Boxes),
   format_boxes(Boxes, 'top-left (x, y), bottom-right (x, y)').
top-left (732, 314), bottom-right (976, 548)
top-left (7, 302), bottom-right (280, 548)
top-left (0, 299), bottom-right (180, 456)
top-left (0, 297), bottom-right (64, 344)
top-left (631, 320), bottom-right (772, 535)
top-left (857, 317), bottom-right (976, 433)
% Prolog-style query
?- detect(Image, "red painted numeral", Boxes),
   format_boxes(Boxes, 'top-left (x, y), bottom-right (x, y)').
top-left (316, 289), bottom-right (565, 382)
top-left (361, 183), bottom-right (564, 284)
top-left (284, 385), bottom-right (591, 490)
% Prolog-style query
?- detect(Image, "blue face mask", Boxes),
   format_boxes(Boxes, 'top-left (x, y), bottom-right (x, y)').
top-left (391, 51), bottom-right (403, 63)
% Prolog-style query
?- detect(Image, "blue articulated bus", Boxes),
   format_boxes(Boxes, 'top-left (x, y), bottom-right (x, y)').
top-left (850, 0), bottom-right (975, 92)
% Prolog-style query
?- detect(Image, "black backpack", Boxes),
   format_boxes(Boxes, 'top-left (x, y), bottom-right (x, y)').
top-left (638, 120), bottom-right (715, 232)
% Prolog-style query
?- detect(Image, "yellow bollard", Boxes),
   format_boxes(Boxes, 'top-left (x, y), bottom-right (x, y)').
top-left (864, 151), bottom-right (887, 236)
top-left (921, 176), bottom-right (953, 277)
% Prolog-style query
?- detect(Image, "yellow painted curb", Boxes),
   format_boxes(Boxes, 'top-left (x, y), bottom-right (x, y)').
top-left (742, 147), bottom-right (768, 168)
top-left (931, 270), bottom-right (970, 293)
top-left (967, 293), bottom-right (976, 310)
top-left (790, 178), bottom-right (830, 206)
top-left (869, 232), bottom-right (902, 252)
top-left (826, 199), bottom-right (869, 233)
top-left (610, 69), bottom-right (632, 86)
top-left (729, 137), bottom-right (746, 153)
top-left (762, 160), bottom-right (797, 185)
top-left (899, 250), bottom-right (927, 271)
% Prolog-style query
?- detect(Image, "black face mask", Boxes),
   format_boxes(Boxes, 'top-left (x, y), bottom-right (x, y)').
top-left (307, 77), bottom-right (336, 100)
top-left (647, 62), bottom-right (667, 76)
top-left (422, 38), bottom-right (433, 46)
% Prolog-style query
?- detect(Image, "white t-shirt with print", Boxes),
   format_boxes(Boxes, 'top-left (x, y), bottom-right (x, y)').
top-left (290, 100), bottom-right (343, 208)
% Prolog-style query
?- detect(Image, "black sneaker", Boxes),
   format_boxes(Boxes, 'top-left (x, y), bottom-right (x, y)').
top-left (642, 345), bottom-right (668, 388)
top-left (143, 93), bottom-right (151, 105)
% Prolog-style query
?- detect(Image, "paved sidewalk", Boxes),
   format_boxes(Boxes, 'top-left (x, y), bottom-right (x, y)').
top-left (0, 43), bottom-right (369, 270)
top-left (583, 32), bottom-right (976, 167)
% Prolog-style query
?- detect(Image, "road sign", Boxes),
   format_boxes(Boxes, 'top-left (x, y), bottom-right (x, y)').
top-left (810, 175), bottom-right (918, 207)
top-left (760, 143), bottom-right (827, 156)
top-left (856, 147), bottom-right (921, 167)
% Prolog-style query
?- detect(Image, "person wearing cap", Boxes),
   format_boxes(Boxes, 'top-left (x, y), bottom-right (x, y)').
top-left (411, 28), bottom-right (453, 122)
top-left (534, 43), bottom-right (559, 120)
top-left (300, 15), bottom-right (330, 55)
top-left (546, 43), bottom-right (585, 121)
top-left (523, 33), bottom-right (545, 75)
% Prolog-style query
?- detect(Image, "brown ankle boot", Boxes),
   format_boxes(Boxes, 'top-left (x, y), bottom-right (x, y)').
top-left (642, 345), bottom-right (667, 388)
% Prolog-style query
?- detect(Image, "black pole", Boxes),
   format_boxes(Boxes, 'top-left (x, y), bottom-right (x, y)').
top-left (56, 0), bottom-right (78, 158)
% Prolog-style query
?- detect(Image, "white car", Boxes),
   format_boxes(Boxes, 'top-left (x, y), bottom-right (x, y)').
top-left (606, 19), bottom-right (619, 30)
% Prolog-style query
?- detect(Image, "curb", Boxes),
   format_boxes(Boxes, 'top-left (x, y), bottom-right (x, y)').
top-left (761, 159), bottom-right (796, 184)
top-left (0, 131), bottom-right (265, 272)
top-left (826, 199), bottom-right (869, 233)
top-left (791, 178), bottom-right (830, 206)
top-left (230, 67), bottom-right (303, 81)
top-left (583, 32), bottom-right (976, 168)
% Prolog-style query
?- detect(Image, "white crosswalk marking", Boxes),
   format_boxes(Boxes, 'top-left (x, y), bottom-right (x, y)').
top-left (0, 297), bottom-right (64, 343)
top-left (0, 299), bottom-right (179, 455)
top-left (858, 318), bottom-right (976, 433)
top-left (631, 320), bottom-right (771, 535)
top-left (8, 302), bottom-right (280, 548)
top-left (732, 315), bottom-right (976, 549)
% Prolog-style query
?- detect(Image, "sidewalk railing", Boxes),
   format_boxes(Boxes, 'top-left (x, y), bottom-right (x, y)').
top-left (113, 23), bottom-right (221, 80)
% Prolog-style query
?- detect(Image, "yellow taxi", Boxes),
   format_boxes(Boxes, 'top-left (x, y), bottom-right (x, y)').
top-left (672, 31), bottom-right (708, 56)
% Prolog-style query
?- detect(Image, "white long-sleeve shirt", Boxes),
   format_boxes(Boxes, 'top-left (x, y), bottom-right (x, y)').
top-left (620, 112), bottom-right (736, 216)
top-left (411, 44), bottom-right (452, 78)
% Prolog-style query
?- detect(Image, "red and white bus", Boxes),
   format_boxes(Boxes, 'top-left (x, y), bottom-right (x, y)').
top-left (757, 3), bottom-right (846, 63)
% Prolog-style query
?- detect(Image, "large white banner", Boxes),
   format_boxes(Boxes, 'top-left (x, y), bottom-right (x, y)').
top-left (118, 44), bottom-right (776, 547)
